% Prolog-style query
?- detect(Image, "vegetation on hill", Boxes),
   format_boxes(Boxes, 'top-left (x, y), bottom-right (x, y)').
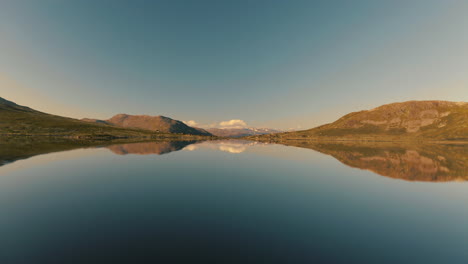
top-left (0, 97), bottom-right (213, 139)
top-left (249, 101), bottom-right (468, 142)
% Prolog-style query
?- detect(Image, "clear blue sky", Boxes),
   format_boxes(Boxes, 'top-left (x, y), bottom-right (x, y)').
top-left (1, 0), bottom-right (467, 129)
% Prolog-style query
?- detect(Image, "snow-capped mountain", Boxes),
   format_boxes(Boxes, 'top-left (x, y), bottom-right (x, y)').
top-left (206, 127), bottom-right (282, 138)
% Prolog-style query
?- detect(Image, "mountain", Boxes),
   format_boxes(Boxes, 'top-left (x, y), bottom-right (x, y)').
top-left (250, 101), bottom-right (467, 141)
top-left (207, 127), bottom-right (282, 138)
top-left (0, 97), bottom-right (208, 139)
top-left (82, 114), bottom-right (212, 136)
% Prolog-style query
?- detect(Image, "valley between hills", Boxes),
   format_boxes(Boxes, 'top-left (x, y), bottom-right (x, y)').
top-left (0, 96), bottom-right (467, 144)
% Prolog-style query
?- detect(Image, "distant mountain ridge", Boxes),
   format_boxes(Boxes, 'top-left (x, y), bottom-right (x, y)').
top-left (107, 141), bottom-right (197, 155)
top-left (82, 114), bottom-right (212, 136)
top-left (207, 127), bottom-right (281, 138)
top-left (250, 101), bottom-right (468, 141)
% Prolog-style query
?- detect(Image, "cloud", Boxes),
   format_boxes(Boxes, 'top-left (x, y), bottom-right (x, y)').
top-left (183, 119), bottom-right (249, 129)
top-left (218, 142), bottom-right (247, 154)
top-left (219, 119), bottom-right (247, 128)
top-left (183, 145), bottom-right (198, 151)
top-left (183, 120), bottom-right (198, 127)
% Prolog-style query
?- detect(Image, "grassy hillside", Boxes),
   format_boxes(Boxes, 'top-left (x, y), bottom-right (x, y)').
top-left (0, 97), bottom-right (212, 139)
top-left (250, 101), bottom-right (467, 142)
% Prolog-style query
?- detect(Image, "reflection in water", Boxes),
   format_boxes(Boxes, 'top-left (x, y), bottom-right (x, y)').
top-left (215, 140), bottom-right (269, 154)
top-left (0, 137), bottom-right (101, 167)
top-left (1, 139), bottom-right (467, 263)
top-left (0, 137), bottom-right (466, 182)
top-left (107, 141), bottom-right (198, 155)
top-left (278, 141), bottom-right (467, 182)
top-left (0, 138), bottom-right (200, 167)
top-left (217, 142), bottom-right (248, 154)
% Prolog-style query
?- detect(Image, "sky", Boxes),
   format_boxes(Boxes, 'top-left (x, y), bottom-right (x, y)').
top-left (0, 0), bottom-right (467, 130)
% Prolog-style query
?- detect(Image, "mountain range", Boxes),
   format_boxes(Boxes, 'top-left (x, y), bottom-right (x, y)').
top-left (82, 115), bottom-right (282, 138)
top-left (1, 97), bottom-right (466, 141)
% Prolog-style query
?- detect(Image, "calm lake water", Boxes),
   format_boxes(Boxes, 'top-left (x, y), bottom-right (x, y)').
top-left (0, 139), bottom-right (467, 263)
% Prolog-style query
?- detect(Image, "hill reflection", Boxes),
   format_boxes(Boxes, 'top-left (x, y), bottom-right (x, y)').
top-left (0, 138), bottom-right (200, 167)
top-left (0, 137), bottom-right (466, 182)
top-left (107, 141), bottom-right (198, 155)
top-left (279, 141), bottom-right (467, 182)
top-left (0, 137), bottom-right (101, 167)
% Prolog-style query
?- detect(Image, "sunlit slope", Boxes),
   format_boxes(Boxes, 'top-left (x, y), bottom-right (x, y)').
top-left (253, 101), bottom-right (468, 141)
top-left (0, 97), bottom-right (197, 139)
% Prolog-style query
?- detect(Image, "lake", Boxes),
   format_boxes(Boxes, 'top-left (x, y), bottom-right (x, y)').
top-left (0, 139), bottom-right (467, 263)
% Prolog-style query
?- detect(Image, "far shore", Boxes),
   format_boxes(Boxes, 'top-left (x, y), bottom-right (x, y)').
top-left (244, 136), bottom-right (468, 145)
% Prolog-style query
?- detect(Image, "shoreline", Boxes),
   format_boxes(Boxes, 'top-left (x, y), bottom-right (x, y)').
top-left (244, 136), bottom-right (468, 145)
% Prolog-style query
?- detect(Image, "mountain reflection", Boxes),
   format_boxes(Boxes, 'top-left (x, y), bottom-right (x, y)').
top-left (1, 137), bottom-right (466, 182)
top-left (279, 141), bottom-right (467, 182)
top-left (0, 138), bottom-right (199, 167)
top-left (106, 141), bottom-right (198, 155)
top-left (0, 137), bottom-right (100, 167)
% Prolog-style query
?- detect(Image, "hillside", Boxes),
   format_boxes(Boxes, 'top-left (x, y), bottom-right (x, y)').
top-left (250, 101), bottom-right (468, 142)
top-left (83, 114), bottom-right (212, 136)
top-left (0, 97), bottom-right (209, 139)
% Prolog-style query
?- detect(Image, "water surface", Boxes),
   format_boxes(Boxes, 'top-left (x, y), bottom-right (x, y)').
top-left (0, 139), bottom-right (467, 263)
